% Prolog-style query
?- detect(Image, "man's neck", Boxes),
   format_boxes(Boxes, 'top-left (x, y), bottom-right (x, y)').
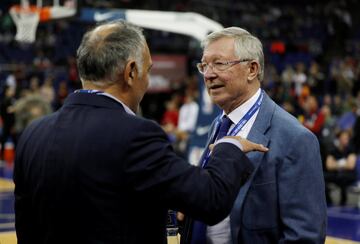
top-left (223, 85), bottom-right (260, 114)
top-left (82, 82), bottom-right (137, 113)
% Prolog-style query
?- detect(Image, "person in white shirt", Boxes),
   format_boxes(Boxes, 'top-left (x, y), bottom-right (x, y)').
top-left (178, 94), bottom-right (199, 133)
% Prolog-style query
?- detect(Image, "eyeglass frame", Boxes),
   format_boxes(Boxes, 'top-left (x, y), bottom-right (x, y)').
top-left (196, 59), bottom-right (252, 74)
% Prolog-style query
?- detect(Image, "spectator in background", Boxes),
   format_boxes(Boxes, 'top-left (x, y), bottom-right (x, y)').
top-left (280, 64), bottom-right (294, 91)
top-left (13, 91), bottom-right (52, 139)
top-left (178, 93), bottom-right (199, 133)
top-left (337, 100), bottom-right (358, 131)
top-left (40, 76), bottom-right (55, 105)
top-left (28, 76), bottom-right (41, 95)
top-left (302, 95), bottom-right (325, 138)
top-left (325, 130), bottom-right (357, 205)
top-left (0, 86), bottom-right (16, 159)
top-left (161, 96), bottom-right (179, 133)
top-left (292, 62), bottom-right (307, 97)
top-left (320, 105), bottom-right (339, 157)
top-left (307, 61), bottom-right (325, 96)
top-left (5, 71), bottom-right (17, 90)
top-left (54, 80), bottom-right (69, 110)
top-left (332, 94), bottom-right (346, 117)
top-left (67, 56), bottom-right (82, 91)
top-left (339, 58), bottom-right (355, 96)
top-left (322, 94), bottom-right (335, 114)
top-left (176, 93), bottom-right (199, 157)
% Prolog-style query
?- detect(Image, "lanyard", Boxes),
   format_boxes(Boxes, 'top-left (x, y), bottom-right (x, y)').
top-left (74, 89), bottom-right (103, 94)
top-left (201, 89), bottom-right (264, 168)
top-left (226, 89), bottom-right (264, 136)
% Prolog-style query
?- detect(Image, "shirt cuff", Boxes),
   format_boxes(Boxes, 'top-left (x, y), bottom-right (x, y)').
top-left (215, 138), bottom-right (243, 151)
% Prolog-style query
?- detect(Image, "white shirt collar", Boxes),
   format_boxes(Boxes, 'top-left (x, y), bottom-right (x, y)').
top-left (224, 88), bottom-right (261, 124)
top-left (98, 93), bottom-right (135, 116)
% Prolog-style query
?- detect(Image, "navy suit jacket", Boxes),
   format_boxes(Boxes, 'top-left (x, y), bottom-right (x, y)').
top-left (14, 93), bottom-right (254, 244)
top-left (219, 93), bottom-right (326, 243)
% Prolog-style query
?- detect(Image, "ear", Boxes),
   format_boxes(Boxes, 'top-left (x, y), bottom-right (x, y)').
top-left (247, 60), bottom-right (260, 82)
top-left (124, 60), bottom-right (137, 86)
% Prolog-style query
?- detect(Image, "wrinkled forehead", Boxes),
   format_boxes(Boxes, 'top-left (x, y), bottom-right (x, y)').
top-left (202, 37), bottom-right (236, 61)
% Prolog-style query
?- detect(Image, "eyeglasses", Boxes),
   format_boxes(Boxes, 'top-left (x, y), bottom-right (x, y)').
top-left (196, 59), bottom-right (251, 74)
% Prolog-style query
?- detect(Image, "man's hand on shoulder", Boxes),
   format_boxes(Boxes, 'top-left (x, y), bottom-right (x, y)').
top-left (210, 136), bottom-right (269, 153)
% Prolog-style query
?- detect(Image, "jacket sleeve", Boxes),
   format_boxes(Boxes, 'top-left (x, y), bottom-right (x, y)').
top-left (124, 119), bottom-right (254, 225)
top-left (278, 130), bottom-right (327, 243)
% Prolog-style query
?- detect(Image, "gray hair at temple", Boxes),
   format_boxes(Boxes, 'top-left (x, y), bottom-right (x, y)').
top-left (201, 27), bottom-right (264, 81)
top-left (77, 20), bottom-right (145, 86)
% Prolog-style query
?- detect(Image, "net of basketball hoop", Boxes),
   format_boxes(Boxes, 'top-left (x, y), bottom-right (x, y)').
top-left (9, 0), bottom-right (77, 43)
top-left (9, 5), bottom-right (40, 43)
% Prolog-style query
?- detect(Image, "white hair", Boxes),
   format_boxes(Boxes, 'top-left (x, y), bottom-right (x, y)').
top-left (201, 27), bottom-right (264, 81)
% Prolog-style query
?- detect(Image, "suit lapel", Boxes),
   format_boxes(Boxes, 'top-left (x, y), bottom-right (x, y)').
top-left (230, 93), bottom-right (276, 243)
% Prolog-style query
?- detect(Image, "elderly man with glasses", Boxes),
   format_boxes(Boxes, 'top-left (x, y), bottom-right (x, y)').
top-left (182, 27), bottom-right (327, 244)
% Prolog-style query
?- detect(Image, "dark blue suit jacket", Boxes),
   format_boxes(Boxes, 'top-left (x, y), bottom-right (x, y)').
top-left (14, 93), bottom-right (254, 244)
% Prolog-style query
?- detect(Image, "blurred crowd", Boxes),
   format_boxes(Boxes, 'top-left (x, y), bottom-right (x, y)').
top-left (264, 57), bottom-right (360, 206)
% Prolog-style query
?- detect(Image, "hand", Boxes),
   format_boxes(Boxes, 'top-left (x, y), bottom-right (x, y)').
top-left (209, 136), bottom-right (269, 153)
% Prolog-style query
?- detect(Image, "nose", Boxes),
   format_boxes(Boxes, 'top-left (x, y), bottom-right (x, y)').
top-left (203, 65), bottom-right (217, 80)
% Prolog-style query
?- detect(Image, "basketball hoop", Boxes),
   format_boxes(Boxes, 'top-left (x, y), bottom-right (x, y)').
top-left (9, 0), bottom-right (77, 43)
top-left (9, 5), bottom-right (44, 43)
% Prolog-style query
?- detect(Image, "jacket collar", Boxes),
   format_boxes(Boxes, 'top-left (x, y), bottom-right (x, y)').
top-left (63, 92), bottom-right (127, 111)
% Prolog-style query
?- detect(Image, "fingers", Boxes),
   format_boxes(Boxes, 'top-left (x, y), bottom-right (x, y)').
top-left (209, 144), bottom-right (214, 151)
top-left (212, 136), bottom-right (269, 153)
top-left (238, 137), bottom-right (269, 153)
top-left (253, 143), bottom-right (269, 152)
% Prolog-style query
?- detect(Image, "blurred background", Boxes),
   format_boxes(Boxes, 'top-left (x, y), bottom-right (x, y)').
top-left (1, 0), bottom-right (360, 243)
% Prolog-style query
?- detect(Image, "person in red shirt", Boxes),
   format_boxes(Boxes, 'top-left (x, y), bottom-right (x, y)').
top-left (303, 95), bottom-right (326, 137)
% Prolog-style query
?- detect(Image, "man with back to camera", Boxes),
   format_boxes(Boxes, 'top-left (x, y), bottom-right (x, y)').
top-left (182, 27), bottom-right (327, 243)
top-left (13, 20), bottom-right (269, 244)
